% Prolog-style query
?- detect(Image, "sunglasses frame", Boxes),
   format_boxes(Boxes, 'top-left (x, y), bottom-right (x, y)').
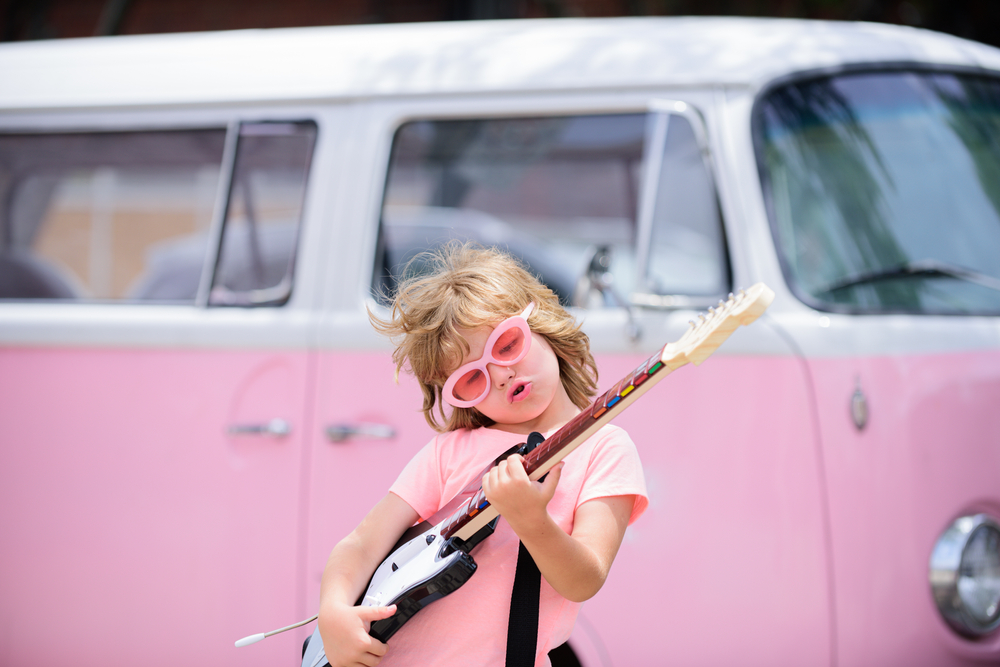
top-left (442, 302), bottom-right (536, 408)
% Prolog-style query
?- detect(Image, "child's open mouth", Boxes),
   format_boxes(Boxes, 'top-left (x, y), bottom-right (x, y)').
top-left (510, 381), bottom-right (531, 403)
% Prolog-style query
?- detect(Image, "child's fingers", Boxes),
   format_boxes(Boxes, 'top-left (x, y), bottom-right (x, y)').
top-left (539, 461), bottom-right (564, 497)
top-left (365, 635), bottom-right (389, 658)
top-left (504, 454), bottom-right (528, 480)
top-left (483, 463), bottom-right (500, 491)
top-left (357, 604), bottom-right (397, 623)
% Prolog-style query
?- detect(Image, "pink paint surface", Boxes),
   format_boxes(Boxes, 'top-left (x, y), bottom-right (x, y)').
top-left (0, 347), bottom-right (310, 667)
top-left (306, 351), bottom-right (832, 666)
top-left (2, 345), bottom-right (998, 666)
top-left (808, 351), bottom-right (1000, 666)
top-left (587, 353), bottom-right (832, 666)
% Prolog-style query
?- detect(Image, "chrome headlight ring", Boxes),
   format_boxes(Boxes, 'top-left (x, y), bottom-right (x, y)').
top-left (930, 513), bottom-right (1000, 638)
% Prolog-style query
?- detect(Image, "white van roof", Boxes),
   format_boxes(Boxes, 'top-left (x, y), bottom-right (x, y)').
top-left (2, 16), bottom-right (999, 110)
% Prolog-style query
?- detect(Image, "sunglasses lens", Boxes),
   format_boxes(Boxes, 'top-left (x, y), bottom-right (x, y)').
top-left (491, 327), bottom-right (526, 362)
top-left (452, 368), bottom-right (488, 402)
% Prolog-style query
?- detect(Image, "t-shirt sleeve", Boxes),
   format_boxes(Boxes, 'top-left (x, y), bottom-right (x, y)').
top-left (389, 436), bottom-right (444, 521)
top-left (578, 426), bottom-right (649, 525)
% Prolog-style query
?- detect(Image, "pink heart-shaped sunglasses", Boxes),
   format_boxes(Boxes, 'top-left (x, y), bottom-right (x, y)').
top-left (442, 302), bottom-right (536, 408)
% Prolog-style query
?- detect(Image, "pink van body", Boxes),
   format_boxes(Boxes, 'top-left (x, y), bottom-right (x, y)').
top-left (4, 345), bottom-right (997, 666)
top-left (2, 18), bottom-right (999, 667)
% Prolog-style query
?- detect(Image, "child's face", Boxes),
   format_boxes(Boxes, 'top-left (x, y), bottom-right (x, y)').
top-left (448, 323), bottom-right (577, 433)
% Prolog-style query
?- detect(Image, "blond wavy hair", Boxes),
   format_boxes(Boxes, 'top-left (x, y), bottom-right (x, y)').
top-left (370, 242), bottom-right (598, 432)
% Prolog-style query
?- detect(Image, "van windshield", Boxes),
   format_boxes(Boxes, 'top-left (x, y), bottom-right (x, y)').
top-left (755, 71), bottom-right (1000, 315)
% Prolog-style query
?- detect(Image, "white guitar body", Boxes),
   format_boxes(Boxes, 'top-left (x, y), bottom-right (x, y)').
top-left (301, 524), bottom-right (486, 666)
top-left (362, 529), bottom-right (466, 609)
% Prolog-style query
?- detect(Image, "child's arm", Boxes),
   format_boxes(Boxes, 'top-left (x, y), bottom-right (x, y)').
top-left (482, 454), bottom-right (634, 603)
top-left (318, 492), bottom-right (420, 667)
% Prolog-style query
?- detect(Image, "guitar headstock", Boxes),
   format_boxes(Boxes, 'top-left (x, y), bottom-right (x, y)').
top-left (660, 283), bottom-right (775, 370)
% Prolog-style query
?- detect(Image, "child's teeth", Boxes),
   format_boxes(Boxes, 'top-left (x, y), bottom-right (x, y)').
top-left (514, 385), bottom-right (523, 395)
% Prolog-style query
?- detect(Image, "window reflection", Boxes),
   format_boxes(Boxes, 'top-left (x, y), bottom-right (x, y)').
top-left (757, 71), bottom-right (1000, 314)
top-left (377, 112), bottom-right (729, 308)
top-left (210, 121), bottom-right (316, 307)
top-left (0, 130), bottom-right (225, 302)
top-left (646, 114), bottom-right (729, 296)
top-left (378, 115), bottom-right (645, 307)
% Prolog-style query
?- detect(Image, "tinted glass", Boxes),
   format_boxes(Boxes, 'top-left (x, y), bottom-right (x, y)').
top-left (756, 71), bottom-right (1000, 314)
top-left (377, 112), bottom-right (729, 308)
top-left (210, 121), bottom-right (316, 306)
top-left (0, 130), bottom-right (225, 302)
top-left (646, 114), bottom-right (729, 296)
top-left (376, 114), bottom-right (646, 306)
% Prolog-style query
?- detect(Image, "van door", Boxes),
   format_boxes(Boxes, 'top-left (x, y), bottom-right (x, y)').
top-left (305, 98), bottom-right (832, 666)
top-left (0, 118), bottom-right (318, 667)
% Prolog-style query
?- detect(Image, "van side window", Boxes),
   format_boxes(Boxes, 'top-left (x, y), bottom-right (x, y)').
top-left (376, 114), bottom-right (645, 306)
top-left (209, 121), bottom-right (317, 306)
top-left (374, 112), bottom-right (729, 308)
top-left (0, 129), bottom-right (225, 302)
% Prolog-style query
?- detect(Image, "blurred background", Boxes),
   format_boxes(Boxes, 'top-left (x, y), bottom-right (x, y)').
top-left (1, 0), bottom-right (998, 48)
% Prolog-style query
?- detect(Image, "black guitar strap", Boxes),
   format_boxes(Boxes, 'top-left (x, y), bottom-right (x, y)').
top-left (505, 431), bottom-right (546, 667)
top-left (506, 542), bottom-right (541, 667)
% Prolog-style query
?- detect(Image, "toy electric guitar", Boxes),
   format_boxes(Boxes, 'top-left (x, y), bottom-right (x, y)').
top-left (236, 283), bottom-right (774, 661)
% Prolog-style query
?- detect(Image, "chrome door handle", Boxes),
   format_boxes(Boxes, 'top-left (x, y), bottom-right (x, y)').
top-left (227, 418), bottom-right (292, 438)
top-left (325, 423), bottom-right (395, 443)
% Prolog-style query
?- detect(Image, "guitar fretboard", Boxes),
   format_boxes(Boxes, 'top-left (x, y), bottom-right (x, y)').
top-left (523, 347), bottom-right (667, 475)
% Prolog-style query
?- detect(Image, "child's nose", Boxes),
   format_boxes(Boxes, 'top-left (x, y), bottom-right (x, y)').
top-left (488, 363), bottom-right (515, 388)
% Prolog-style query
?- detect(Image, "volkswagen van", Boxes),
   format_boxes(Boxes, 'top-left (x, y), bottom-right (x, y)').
top-left (1, 17), bottom-right (998, 667)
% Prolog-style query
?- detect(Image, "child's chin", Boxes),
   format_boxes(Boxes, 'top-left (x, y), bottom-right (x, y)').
top-left (492, 405), bottom-right (548, 427)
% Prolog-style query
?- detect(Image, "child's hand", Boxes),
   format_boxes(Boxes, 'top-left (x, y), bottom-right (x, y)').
top-left (482, 454), bottom-right (564, 531)
top-left (318, 602), bottom-right (396, 667)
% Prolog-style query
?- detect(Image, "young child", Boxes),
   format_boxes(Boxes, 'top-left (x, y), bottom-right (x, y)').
top-left (315, 243), bottom-right (647, 667)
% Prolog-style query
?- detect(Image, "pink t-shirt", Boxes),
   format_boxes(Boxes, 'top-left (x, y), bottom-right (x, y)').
top-left (381, 423), bottom-right (647, 667)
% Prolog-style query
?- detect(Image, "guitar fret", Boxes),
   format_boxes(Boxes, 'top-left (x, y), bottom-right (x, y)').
top-left (647, 345), bottom-right (667, 376)
top-left (631, 360), bottom-right (651, 386)
top-left (604, 380), bottom-right (626, 409)
top-left (591, 391), bottom-right (610, 419)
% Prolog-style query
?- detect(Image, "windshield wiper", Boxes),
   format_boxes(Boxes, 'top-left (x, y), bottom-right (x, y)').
top-left (818, 259), bottom-right (1000, 295)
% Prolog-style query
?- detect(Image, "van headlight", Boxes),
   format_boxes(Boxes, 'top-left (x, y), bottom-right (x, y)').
top-left (929, 514), bottom-right (1000, 637)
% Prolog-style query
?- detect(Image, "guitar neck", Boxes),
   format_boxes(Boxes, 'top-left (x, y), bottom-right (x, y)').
top-left (440, 345), bottom-right (676, 543)
top-left (521, 346), bottom-right (673, 479)
top-left (436, 284), bottom-right (774, 545)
